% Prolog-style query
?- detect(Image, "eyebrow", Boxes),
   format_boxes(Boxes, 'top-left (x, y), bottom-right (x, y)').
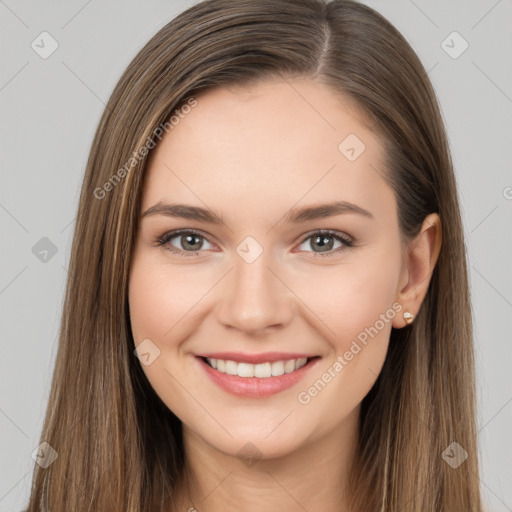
top-left (141, 200), bottom-right (374, 224)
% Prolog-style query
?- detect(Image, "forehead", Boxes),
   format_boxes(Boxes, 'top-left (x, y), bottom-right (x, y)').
top-left (141, 78), bottom-right (394, 224)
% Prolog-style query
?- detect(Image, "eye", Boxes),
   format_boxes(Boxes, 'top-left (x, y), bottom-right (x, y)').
top-left (296, 230), bottom-right (353, 257)
top-left (155, 229), bottom-right (214, 256)
top-left (155, 228), bottom-right (353, 258)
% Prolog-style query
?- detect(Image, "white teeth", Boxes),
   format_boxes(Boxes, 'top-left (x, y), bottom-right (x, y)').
top-left (225, 360), bottom-right (238, 375)
top-left (254, 362), bottom-right (271, 378)
top-left (205, 357), bottom-right (309, 378)
top-left (283, 359), bottom-right (296, 373)
top-left (271, 361), bottom-right (284, 376)
top-left (237, 362), bottom-right (255, 378)
top-left (296, 357), bottom-right (307, 368)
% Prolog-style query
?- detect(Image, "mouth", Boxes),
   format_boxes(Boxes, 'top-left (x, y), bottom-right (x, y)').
top-left (196, 354), bottom-right (320, 398)
top-left (201, 356), bottom-right (316, 377)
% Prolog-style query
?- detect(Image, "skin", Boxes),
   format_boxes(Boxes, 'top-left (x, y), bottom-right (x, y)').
top-left (128, 77), bottom-right (441, 512)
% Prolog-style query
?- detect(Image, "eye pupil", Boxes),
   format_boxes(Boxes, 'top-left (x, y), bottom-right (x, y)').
top-left (182, 234), bottom-right (203, 250)
top-left (312, 235), bottom-right (334, 252)
top-left (161, 230), bottom-right (348, 257)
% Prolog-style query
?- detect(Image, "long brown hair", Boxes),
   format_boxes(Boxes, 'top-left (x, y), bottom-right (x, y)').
top-left (26, 0), bottom-right (482, 510)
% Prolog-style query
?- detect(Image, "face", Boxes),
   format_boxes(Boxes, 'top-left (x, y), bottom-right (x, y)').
top-left (128, 77), bottom-right (408, 460)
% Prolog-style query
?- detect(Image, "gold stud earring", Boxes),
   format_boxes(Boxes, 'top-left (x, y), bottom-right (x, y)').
top-left (403, 311), bottom-right (414, 325)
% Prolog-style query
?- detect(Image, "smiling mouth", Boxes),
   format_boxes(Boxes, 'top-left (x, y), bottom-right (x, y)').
top-left (201, 356), bottom-right (318, 378)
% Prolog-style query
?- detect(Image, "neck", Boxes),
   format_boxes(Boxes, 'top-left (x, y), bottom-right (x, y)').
top-left (172, 406), bottom-right (360, 512)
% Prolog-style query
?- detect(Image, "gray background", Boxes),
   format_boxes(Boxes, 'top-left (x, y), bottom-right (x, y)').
top-left (1, 0), bottom-right (511, 510)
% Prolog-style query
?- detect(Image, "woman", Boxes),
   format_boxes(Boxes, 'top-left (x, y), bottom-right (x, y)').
top-left (26, 0), bottom-right (483, 510)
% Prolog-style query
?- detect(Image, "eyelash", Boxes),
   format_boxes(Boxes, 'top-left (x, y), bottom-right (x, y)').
top-left (154, 228), bottom-right (354, 258)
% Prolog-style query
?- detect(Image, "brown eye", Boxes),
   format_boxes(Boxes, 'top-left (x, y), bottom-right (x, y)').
top-left (310, 234), bottom-right (335, 252)
top-left (176, 233), bottom-right (205, 251)
top-left (156, 230), bottom-right (214, 255)
top-left (297, 230), bottom-right (353, 257)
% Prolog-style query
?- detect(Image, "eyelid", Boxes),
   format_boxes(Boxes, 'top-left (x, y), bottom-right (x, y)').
top-left (155, 228), bottom-right (217, 256)
top-left (294, 229), bottom-right (353, 257)
top-left (155, 228), bottom-right (354, 258)
top-left (298, 228), bottom-right (353, 244)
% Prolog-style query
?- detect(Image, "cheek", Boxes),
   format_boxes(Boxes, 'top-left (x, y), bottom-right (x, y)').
top-left (128, 253), bottom-right (206, 424)
top-left (292, 243), bottom-right (402, 425)
top-left (295, 246), bottom-right (402, 350)
top-left (295, 246), bottom-right (401, 401)
top-left (128, 253), bottom-right (211, 343)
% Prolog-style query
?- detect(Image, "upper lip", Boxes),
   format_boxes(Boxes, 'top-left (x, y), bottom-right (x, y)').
top-left (196, 352), bottom-right (318, 364)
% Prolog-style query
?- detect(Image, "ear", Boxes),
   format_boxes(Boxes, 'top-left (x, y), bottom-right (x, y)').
top-left (392, 213), bottom-right (442, 328)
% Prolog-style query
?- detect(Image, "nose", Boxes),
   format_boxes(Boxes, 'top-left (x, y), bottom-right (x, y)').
top-left (215, 250), bottom-right (295, 335)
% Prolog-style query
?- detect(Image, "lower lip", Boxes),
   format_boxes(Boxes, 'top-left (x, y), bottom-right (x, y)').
top-left (196, 356), bottom-right (320, 398)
